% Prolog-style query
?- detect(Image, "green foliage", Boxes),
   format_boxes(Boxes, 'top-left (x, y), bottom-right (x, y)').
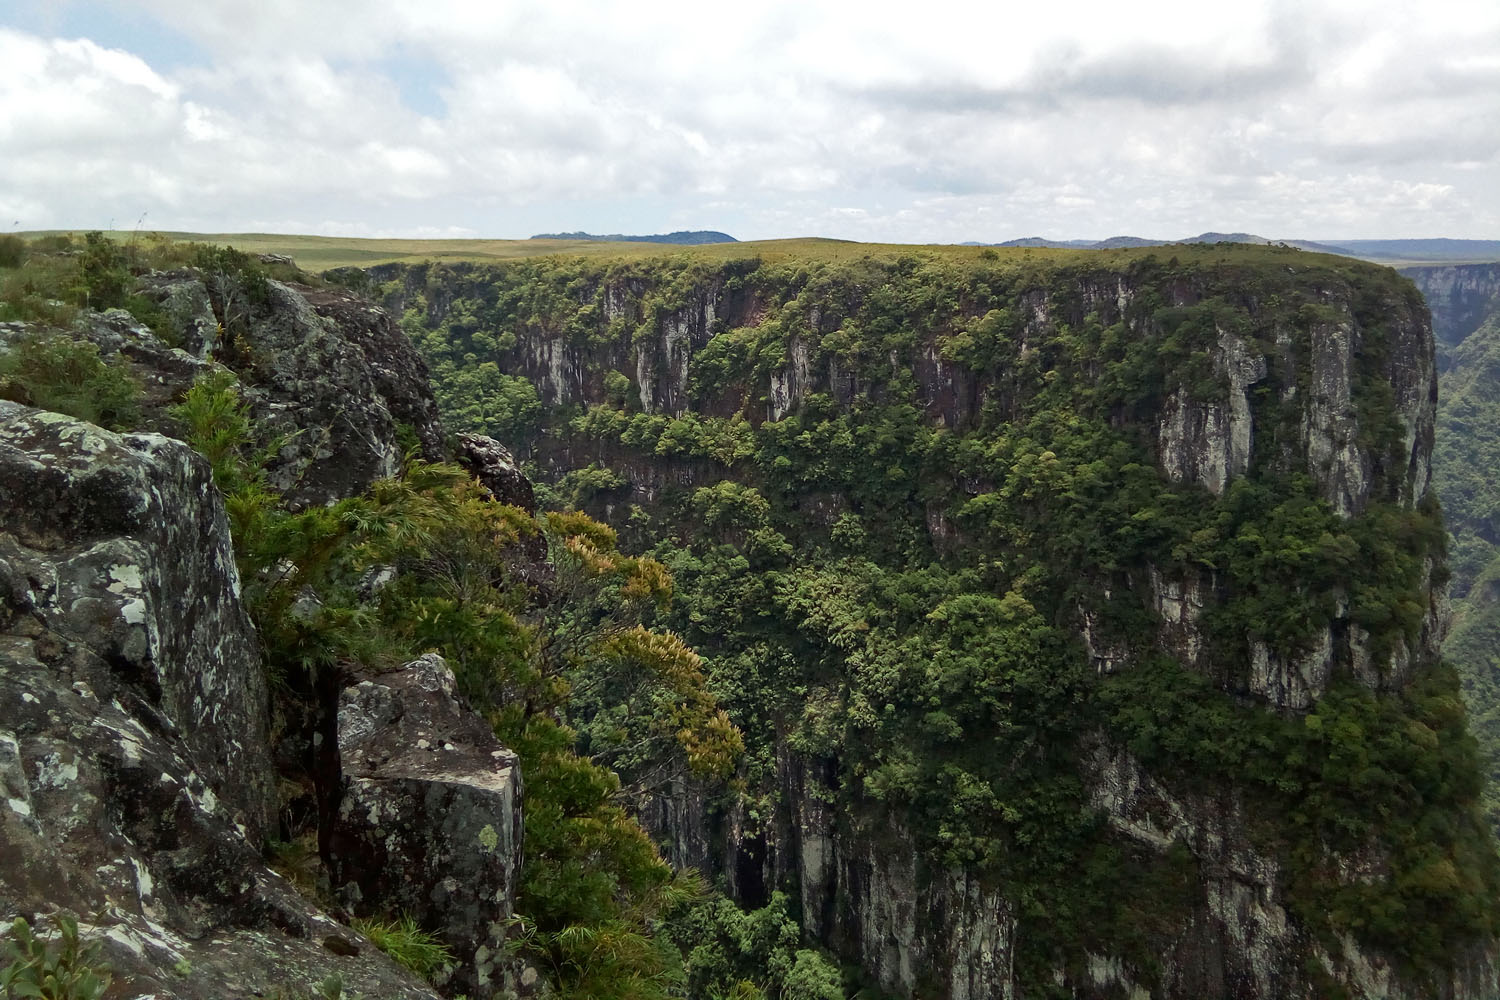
top-left (380, 248), bottom-right (1500, 991)
top-left (556, 462), bottom-right (626, 507)
top-left (656, 892), bottom-right (847, 1000)
top-left (76, 231), bottom-right (130, 311)
top-left (267, 833), bottom-right (324, 900)
top-left (173, 368), bottom-right (742, 1000)
top-left (0, 232), bottom-right (188, 331)
top-left (0, 334), bottom-right (143, 430)
top-left (428, 361), bottom-right (542, 443)
top-left (0, 253), bottom-right (80, 326)
top-left (350, 915), bottom-right (454, 980)
top-left (0, 236), bottom-right (25, 270)
top-left (1104, 659), bottom-right (1499, 974)
top-left (1433, 308), bottom-right (1500, 826)
top-left (0, 916), bottom-right (111, 1000)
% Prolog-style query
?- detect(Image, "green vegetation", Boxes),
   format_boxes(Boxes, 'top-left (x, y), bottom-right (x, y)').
top-left (0, 916), bottom-right (112, 1000)
top-left (0, 333), bottom-right (143, 430)
top-left (0, 231), bottom-right (183, 332)
top-left (395, 246), bottom-right (1500, 993)
top-left (657, 892), bottom-right (845, 1000)
top-left (350, 915), bottom-right (454, 981)
top-left (1433, 306), bottom-right (1500, 827)
top-left (7, 232), bottom-right (1494, 996)
top-left (171, 370), bottom-right (742, 999)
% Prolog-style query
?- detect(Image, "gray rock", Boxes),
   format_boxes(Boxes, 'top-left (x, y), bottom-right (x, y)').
top-left (1401, 262), bottom-right (1500, 353)
top-left (137, 270), bottom-right (222, 357)
top-left (329, 653), bottom-right (524, 999)
top-left (133, 273), bottom-right (448, 506)
top-left (0, 402), bottom-right (440, 999)
top-left (0, 401), bottom-right (273, 836)
top-left (456, 432), bottom-right (536, 513)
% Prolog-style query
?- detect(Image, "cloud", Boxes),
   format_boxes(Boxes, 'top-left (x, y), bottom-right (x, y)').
top-left (1, 1), bottom-right (1498, 240)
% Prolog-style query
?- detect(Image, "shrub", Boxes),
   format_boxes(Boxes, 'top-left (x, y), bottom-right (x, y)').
top-left (0, 915), bottom-right (112, 1000)
top-left (0, 235), bottom-right (24, 270)
top-left (0, 334), bottom-right (142, 430)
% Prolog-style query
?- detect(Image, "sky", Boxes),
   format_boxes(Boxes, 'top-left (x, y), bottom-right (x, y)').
top-left (2, 0), bottom-right (1498, 243)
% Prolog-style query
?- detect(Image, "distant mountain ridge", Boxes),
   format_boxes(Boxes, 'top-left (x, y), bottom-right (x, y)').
top-left (966, 233), bottom-right (1500, 263)
top-left (529, 230), bottom-right (737, 245)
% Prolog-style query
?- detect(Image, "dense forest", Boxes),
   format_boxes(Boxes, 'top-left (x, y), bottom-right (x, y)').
top-left (349, 244), bottom-right (1499, 997)
top-left (1420, 265), bottom-right (1500, 826)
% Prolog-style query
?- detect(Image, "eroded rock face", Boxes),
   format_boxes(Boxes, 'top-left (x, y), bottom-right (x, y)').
top-left (1401, 263), bottom-right (1500, 354)
top-left (1156, 328), bottom-right (1267, 497)
top-left (116, 272), bottom-right (448, 507)
top-left (328, 653), bottom-right (524, 999)
top-left (0, 401), bottom-right (274, 835)
top-left (223, 280), bottom-right (445, 506)
top-left (137, 269), bottom-right (222, 358)
top-left (10, 268), bottom-right (448, 510)
top-left (0, 402), bottom-right (441, 999)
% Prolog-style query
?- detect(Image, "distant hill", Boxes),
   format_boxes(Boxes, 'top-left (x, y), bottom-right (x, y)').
top-left (1328, 239), bottom-right (1500, 262)
top-left (529, 230), bottom-right (737, 245)
top-left (967, 233), bottom-right (1500, 264)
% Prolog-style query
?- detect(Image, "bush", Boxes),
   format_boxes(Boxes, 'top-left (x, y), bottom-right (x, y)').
top-left (0, 334), bottom-right (142, 430)
top-left (0, 235), bottom-right (24, 270)
top-left (1, 915), bottom-right (112, 1000)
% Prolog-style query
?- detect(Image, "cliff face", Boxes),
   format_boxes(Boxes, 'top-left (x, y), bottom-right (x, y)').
top-left (389, 246), bottom-right (1499, 1000)
top-left (0, 272), bottom-right (525, 997)
top-left (0, 403), bottom-right (446, 998)
top-left (1425, 267), bottom-right (1500, 831)
top-left (1400, 263), bottom-right (1500, 363)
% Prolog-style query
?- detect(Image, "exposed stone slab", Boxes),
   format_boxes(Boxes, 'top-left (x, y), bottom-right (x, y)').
top-left (329, 653), bottom-right (524, 999)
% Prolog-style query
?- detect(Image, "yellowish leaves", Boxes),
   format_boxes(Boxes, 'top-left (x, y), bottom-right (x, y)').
top-left (601, 626), bottom-right (704, 691)
top-left (545, 509), bottom-right (618, 551)
top-left (676, 708), bottom-right (745, 780)
top-left (601, 626), bottom-right (745, 779)
top-left (620, 558), bottom-right (672, 604)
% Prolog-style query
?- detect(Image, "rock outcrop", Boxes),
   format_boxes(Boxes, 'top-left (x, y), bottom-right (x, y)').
top-left (456, 432), bottom-right (537, 512)
top-left (139, 270), bottom-right (448, 505)
top-left (224, 279), bottom-right (445, 506)
top-left (0, 402), bottom-right (442, 999)
top-left (1, 265), bottom-right (529, 997)
top-left (328, 653), bottom-right (525, 999)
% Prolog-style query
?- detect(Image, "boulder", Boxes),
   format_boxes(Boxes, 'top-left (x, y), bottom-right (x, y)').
top-left (328, 653), bottom-right (525, 999)
top-left (455, 432), bottom-right (536, 513)
top-left (0, 401), bottom-right (274, 836)
top-left (455, 433), bottom-right (550, 586)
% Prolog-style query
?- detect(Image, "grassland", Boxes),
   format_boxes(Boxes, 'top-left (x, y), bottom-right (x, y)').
top-left (17, 229), bottom-right (1401, 276)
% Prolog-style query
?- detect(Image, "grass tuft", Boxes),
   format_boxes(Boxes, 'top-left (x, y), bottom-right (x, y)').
top-left (350, 914), bottom-right (454, 980)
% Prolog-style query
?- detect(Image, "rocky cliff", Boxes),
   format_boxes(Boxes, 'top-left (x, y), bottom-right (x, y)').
top-left (1422, 264), bottom-right (1500, 833)
top-left (0, 261), bottom-right (527, 998)
top-left (1400, 263), bottom-right (1500, 366)
top-left (387, 245), bottom-right (1500, 1000)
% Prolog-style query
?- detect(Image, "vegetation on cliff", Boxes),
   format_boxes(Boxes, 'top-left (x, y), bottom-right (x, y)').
top-left (385, 245), bottom-right (1500, 995)
top-left (1433, 304), bottom-right (1500, 826)
top-left (0, 234), bottom-right (838, 1000)
top-left (4, 233), bottom-right (1499, 998)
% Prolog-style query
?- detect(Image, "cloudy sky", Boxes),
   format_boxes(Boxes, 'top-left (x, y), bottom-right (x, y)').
top-left (3, 0), bottom-right (1498, 243)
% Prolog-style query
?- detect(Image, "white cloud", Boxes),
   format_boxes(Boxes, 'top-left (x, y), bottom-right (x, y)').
top-left (1, 1), bottom-right (1497, 240)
